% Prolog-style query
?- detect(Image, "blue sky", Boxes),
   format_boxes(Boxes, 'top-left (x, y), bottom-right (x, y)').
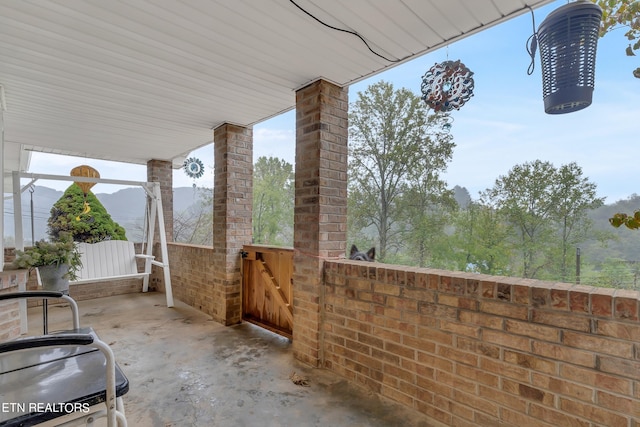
top-left (29, 0), bottom-right (639, 203)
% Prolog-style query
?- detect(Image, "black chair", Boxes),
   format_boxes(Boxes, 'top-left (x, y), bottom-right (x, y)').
top-left (0, 291), bottom-right (129, 426)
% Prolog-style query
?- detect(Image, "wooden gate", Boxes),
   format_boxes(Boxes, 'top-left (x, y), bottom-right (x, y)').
top-left (241, 245), bottom-right (293, 339)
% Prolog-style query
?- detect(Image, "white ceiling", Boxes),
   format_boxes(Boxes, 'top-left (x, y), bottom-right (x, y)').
top-left (0, 0), bottom-right (554, 172)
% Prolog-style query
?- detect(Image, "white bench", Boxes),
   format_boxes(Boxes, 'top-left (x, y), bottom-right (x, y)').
top-left (73, 241), bottom-right (175, 310)
top-left (73, 240), bottom-right (153, 284)
top-left (30, 240), bottom-right (171, 335)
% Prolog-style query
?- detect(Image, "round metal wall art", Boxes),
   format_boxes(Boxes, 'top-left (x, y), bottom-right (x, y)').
top-left (183, 157), bottom-right (205, 179)
top-left (421, 60), bottom-right (475, 112)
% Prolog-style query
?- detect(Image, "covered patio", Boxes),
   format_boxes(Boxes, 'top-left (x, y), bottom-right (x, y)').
top-left (4, 1), bottom-right (640, 426)
top-left (0, 0), bottom-right (556, 360)
top-left (28, 291), bottom-right (431, 426)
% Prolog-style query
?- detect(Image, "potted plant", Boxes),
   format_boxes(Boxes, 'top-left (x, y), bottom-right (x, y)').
top-left (12, 232), bottom-right (82, 293)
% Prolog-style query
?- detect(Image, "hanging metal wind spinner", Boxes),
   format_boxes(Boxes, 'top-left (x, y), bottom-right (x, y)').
top-left (421, 60), bottom-right (475, 112)
top-left (183, 157), bottom-right (205, 179)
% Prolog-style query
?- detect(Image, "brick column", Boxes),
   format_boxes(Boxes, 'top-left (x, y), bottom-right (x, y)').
top-left (293, 79), bottom-right (348, 366)
top-left (147, 160), bottom-right (173, 243)
top-left (212, 123), bottom-right (253, 325)
top-left (0, 269), bottom-right (28, 340)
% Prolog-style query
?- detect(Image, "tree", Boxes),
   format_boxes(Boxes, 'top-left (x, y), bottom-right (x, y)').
top-left (399, 177), bottom-right (457, 268)
top-left (173, 187), bottom-right (213, 245)
top-left (481, 161), bottom-right (556, 278)
top-left (552, 163), bottom-right (604, 281)
top-left (481, 160), bottom-right (603, 279)
top-left (582, 257), bottom-right (636, 289)
top-left (48, 184), bottom-right (126, 243)
top-left (253, 156), bottom-right (294, 246)
top-left (348, 81), bottom-right (455, 261)
top-left (596, 0), bottom-right (640, 78)
top-left (173, 157), bottom-right (295, 247)
top-left (451, 201), bottom-right (513, 276)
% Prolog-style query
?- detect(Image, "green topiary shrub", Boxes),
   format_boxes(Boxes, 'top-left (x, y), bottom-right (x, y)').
top-left (47, 184), bottom-right (127, 243)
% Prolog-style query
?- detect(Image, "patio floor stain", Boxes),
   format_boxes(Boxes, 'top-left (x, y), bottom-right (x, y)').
top-left (29, 292), bottom-right (432, 427)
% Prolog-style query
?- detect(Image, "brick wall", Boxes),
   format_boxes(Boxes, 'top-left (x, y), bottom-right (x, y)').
top-left (293, 79), bottom-right (348, 366)
top-left (162, 242), bottom-right (216, 316)
top-left (212, 123), bottom-right (253, 325)
top-left (68, 278), bottom-right (142, 301)
top-left (20, 269), bottom-right (143, 307)
top-left (323, 260), bottom-right (640, 427)
top-left (0, 269), bottom-right (27, 341)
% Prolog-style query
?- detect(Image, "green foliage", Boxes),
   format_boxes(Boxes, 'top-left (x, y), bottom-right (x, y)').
top-left (348, 81), bottom-right (455, 261)
top-left (481, 160), bottom-right (556, 278)
top-left (552, 163), bottom-right (605, 280)
top-left (580, 194), bottom-right (640, 270)
top-left (399, 178), bottom-right (457, 268)
top-left (451, 202), bottom-right (513, 275)
top-left (12, 232), bottom-right (81, 280)
top-left (596, 0), bottom-right (640, 78)
top-left (48, 184), bottom-right (127, 243)
top-left (610, 210), bottom-right (640, 229)
top-left (606, 196), bottom-right (640, 279)
top-left (580, 257), bottom-right (640, 289)
top-left (253, 156), bottom-right (294, 246)
top-left (480, 160), bottom-right (603, 279)
top-left (172, 156), bottom-right (295, 247)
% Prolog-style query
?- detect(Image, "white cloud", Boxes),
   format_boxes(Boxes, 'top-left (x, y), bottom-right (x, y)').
top-left (254, 127), bottom-right (295, 165)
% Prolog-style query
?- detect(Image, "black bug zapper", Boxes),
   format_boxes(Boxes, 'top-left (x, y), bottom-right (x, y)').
top-left (537, 1), bottom-right (602, 114)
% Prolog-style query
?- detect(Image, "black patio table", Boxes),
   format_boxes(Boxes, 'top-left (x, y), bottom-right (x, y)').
top-left (0, 328), bottom-right (129, 426)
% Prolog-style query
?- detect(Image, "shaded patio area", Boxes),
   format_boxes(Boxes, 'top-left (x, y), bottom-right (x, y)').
top-left (28, 292), bottom-right (431, 427)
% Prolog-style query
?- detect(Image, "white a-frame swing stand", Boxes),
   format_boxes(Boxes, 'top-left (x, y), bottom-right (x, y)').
top-left (12, 172), bottom-right (174, 333)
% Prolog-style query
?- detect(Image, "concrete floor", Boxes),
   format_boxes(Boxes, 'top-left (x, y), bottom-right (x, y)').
top-left (28, 292), bottom-right (433, 427)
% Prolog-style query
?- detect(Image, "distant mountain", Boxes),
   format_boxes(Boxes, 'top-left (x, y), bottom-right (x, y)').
top-left (452, 185), bottom-right (472, 209)
top-left (4, 185), bottom-right (203, 244)
top-left (7, 186), bottom-right (640, 267)
top-left (581, 194), bottom-right (640, 264)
